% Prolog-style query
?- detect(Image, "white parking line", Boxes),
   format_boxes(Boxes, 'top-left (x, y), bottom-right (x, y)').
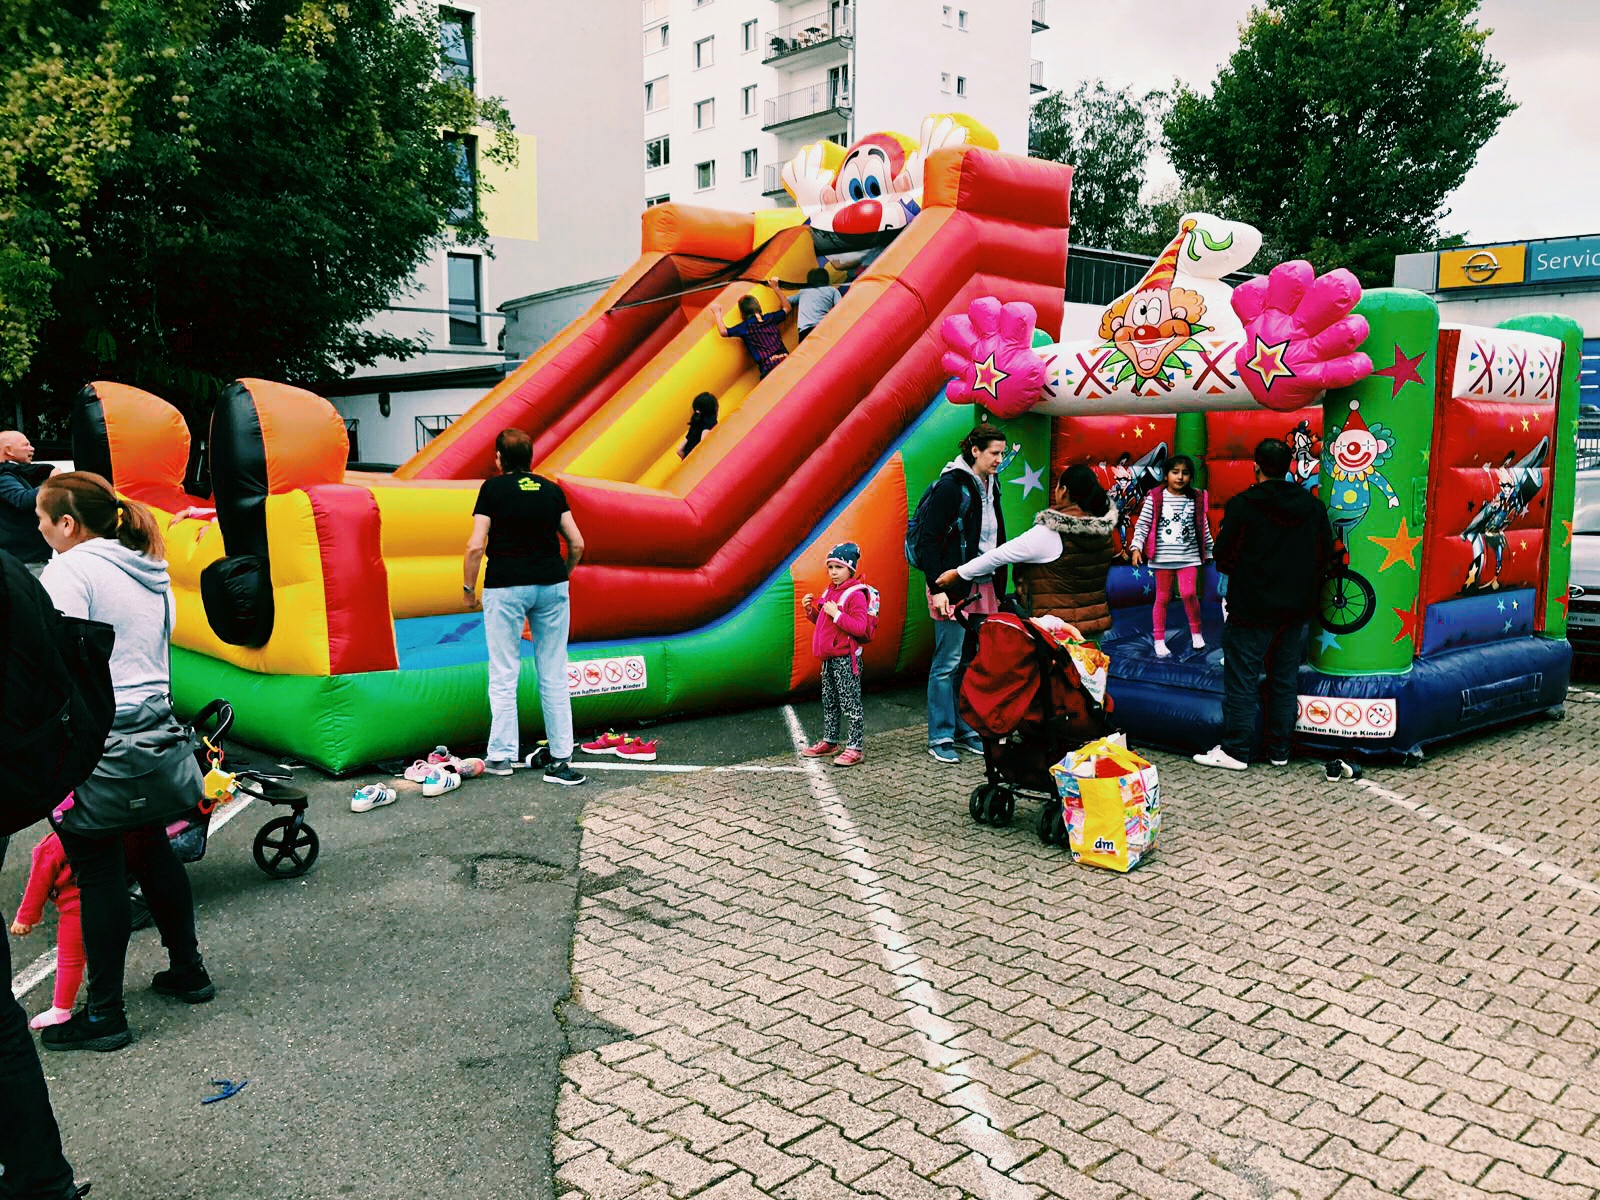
top-left (781, 705), bottom-right (1003, 1198)
top-left (10, 793), bottom-right (255, 1000)
top-left (1356, 778), bottom-right (1600, 899)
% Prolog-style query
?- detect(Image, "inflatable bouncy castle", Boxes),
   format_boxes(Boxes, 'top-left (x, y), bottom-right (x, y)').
top-left (74, 117), bottom-right (1066, 772)
top-left (941, 215), bottom-right (1582, 761)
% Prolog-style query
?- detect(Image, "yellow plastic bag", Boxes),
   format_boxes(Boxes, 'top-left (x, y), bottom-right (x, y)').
top-left (1050, 737), bottom-right (1161, 873)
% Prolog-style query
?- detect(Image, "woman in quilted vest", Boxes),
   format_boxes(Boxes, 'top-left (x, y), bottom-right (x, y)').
top-left (935, 465), bottom-right (1119, 638)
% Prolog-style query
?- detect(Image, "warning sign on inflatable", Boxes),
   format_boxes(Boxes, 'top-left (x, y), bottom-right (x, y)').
top-left (567, 655), bottom-right (649, 698)
top-left (1294, 695), bottom-right (1396, 739)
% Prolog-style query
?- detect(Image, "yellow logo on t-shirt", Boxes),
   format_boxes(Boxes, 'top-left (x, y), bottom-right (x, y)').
top-left (517, 477), bottom-right (540, 492)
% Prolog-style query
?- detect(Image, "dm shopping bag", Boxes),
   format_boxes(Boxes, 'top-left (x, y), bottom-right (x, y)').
top-left (1049, 736), bottom-right (1161, 873)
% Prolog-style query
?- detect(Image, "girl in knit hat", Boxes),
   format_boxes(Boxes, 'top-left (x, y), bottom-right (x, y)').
top-left (799, 542), bottom-right (879, 766)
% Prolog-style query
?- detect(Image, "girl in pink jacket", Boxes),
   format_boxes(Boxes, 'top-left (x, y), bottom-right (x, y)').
top-left (10, 830), bottom-right (86, 1029)
top-left (798, 542), bottom-right (879, 766)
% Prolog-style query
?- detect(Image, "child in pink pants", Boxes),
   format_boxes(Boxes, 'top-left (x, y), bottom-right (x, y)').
top-left (1130, 455), bottom-right (1213, 657)
top-left (10, 830), bottom-right (85, 1029)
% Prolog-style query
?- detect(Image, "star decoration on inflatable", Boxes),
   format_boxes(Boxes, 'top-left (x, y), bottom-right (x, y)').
top-left (1373, 345), bottom-right (1426, 398)
top-left (1503, 619), bottom-right (1514, 633)
top-left (972, 353), bottom-right (1009, 398)
top-left (1391, 601), bottom-right (1423, 644)
top-left (1008, 460), bottom-right (1044, 498)
top-left (1367, 518), bottom-right (1423, 571)
top-left (1245, 337), bottom-right (1295, 389)
top-left (1556, 590), bottom-right (1572, 619)
top-left (1316, 629), bottom-right (1342, 652)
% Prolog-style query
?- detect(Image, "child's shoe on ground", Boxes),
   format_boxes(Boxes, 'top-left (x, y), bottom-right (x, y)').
top-left (422, 770), bottom-right (461, 798)
top-left (832, 748), bottom-right (863, 767)
top-left (455, 757), bottom-right (486, 778)
top-left (350, 783), bottom-right (397, 813)
top-left (29, 1006), bottom-right (74, 1030)
top-left (617, 737), bottom-right (658, 762)
top-left (426, 745), bottom-right (454, 765)
top-left (403, 759), bottom-right (434, 783)
top-left (581, 731), bottom-right (628, 755)
top-left (800, 740), bottom-right (838, 758)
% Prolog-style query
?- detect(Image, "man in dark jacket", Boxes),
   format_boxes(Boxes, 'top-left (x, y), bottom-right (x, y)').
top-left (0, 431), bottom-right (53, 570)
top-left (1196, 437), bottom-right (1334, 771)
top-left (913, 423), bottom-right (1008, 764)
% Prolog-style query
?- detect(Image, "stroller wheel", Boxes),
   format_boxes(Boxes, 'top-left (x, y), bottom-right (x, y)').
top-left (968, 784), bottom-right (992, 824)
top-left (252, 816), bottom-right (321, 879)
top-left (991, 786), bottom-right (1016, 828)
top-left (1036, 801), bottom-right (1065, 846)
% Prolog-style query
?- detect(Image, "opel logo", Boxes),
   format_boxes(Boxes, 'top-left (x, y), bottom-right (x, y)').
top-left (1462, 251), bottom-right (1501, 283)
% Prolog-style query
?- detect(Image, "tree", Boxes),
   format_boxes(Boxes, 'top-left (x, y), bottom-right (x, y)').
top-left (0, 0), bottom-right (515, 431)
top-left (1162, 0), bottom-right (1514, 286)
top-left (1030, 82), bottom-right (1166, 250)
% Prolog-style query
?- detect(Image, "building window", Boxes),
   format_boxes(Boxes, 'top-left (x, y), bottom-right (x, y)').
top-left (696, 160), bottom-right (715, 190)
top-left (694, 36), bottom-right (714, 68)
top-left (940, 71), bottom-right (951, 93)
top-left (642, 0), bottom-right (668, 23)
top-left (440, 8), bottom-right (474, 88)
top-left (695, 98), bottom-right (714, 129)
top-left (447, 254), bottom-right (482, 345)
top-left (742, 84), bottom-right (757, 117)
top-left (828, 130), bottom-right (849, 146)
top-left (942, 5), bottom-right (952, 25)
top-left (828, 63), bottom-right (849, 102)
top-left (644, 22), bottom-right (669, 54)
top-left (645, 76), bottom-right (669, 112)
top-left (742, 148), bottom-right (757, 179)
top-left (645, 194), bottom-right (670, 207)
top-left (415, 414), bottom-right (457, 451)
top-left (445, 133), bottom-right (476, 224)
top-left (956, 75), bottom-right (967, 97)
top-left (645, 135), bottom-right (670, 170)
top-left (742, 19), bottom-right (758, 52)
top-left (958, 8), bottom-right (968, 29)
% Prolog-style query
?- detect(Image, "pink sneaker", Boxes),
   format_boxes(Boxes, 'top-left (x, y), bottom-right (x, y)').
top-left (426, 745), bottom-right (454, 765)
top-left (831, 748), bottom-right (864, 767)
top-left (617, 737), bottom-right (658, 762)
top-left (799, 740), bottom-right (838, 758)
top-left (403, 760), bottom-right (434, 783)
top-left (456, 757), bottom-right (486, 779)
top-left (580, 731), bottom-right (627, 756)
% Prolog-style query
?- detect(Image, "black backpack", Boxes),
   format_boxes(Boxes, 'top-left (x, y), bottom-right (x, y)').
top-left (904, 473), bottom-right (975, 575)
top-left (0, 551), bottom-right (117, 836)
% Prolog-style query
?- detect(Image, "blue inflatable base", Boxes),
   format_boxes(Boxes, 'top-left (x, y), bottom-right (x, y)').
top-left (1101, 607), bottom-right (1570, 760)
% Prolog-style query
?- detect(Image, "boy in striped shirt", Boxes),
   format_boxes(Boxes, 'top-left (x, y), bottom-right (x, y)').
top-left (712, 280), bottom-right (792, 377)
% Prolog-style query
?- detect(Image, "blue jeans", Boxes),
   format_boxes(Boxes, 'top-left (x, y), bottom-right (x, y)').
top-left (482, 583), bottom-right (574, 763)
top-left (927, 616), bottom-right (976, 747)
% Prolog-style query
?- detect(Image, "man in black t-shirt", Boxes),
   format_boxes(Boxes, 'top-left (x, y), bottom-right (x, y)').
top-left (464, 428), bottom-right (587, 784)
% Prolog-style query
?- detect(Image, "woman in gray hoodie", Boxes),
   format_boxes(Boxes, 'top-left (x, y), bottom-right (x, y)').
top-left (34, 472), bottom-right (213, 1053)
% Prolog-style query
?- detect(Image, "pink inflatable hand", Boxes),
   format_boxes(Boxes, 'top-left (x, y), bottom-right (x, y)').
top-left (1231, 261), bottom-right (1374, 412)
top-left (940, 297), bottom-right (1052, 419)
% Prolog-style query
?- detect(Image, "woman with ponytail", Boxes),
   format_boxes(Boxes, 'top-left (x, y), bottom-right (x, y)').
top-left (33, 472), bottom-right (214, 1053)
top-left (936, 464), bottom-right (1120, 639)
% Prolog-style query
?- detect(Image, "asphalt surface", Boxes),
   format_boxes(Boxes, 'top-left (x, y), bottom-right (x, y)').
top-left (3, 683), bottom-right (932, 1200)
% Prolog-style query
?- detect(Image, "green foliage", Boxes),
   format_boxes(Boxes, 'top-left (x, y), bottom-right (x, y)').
top-left (0, 0), bottom-right (516, 430)
top-left (1162, 0), bottom-right (1514, 286)
top-left (1030, 82), bottom-right (1166, 250)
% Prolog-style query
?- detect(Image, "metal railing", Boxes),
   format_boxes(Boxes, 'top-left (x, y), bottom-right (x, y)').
top-left (764, 9), bottom-right (852, 62)
top-left (415, 414), bottom-right (456, 452)
top-left (1031, 0), bottom-right (1048, 30)
top-left (1029, 59), bottom-right (1045, 92)
top-left (762, 163), bottom-right (788, 195)
top-left (764, 82), bottom-right (851, 129)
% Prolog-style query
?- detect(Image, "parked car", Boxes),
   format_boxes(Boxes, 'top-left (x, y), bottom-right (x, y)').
top-left (1569, 466), bottom-right (1600, 663)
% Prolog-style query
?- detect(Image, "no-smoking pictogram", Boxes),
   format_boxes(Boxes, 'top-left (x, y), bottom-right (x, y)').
top-left (1365, 702), bottom-right (1394, 729)
top-left (1334, 701), bottom-right (1364, 728)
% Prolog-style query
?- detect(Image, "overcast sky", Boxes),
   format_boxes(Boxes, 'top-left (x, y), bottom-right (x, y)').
top-left (1033, 0), bottom-right (1600, 244)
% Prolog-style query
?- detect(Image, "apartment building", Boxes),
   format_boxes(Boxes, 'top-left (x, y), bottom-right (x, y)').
top-left (328, 2), bottom-right (640, 466)
top-left (641, 0), bottom-right (1049, 212)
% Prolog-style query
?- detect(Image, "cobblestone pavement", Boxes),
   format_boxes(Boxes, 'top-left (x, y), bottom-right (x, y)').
top-left (554, 688), bottom-right (1600, 1200)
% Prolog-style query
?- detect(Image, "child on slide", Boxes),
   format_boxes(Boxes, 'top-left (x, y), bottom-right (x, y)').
top-left (711, 280), bottom-right (791, 377)
top-left (798, 543), bottom-right (879, 766)
top-left (1130, 454), bottom-right (1213, 657)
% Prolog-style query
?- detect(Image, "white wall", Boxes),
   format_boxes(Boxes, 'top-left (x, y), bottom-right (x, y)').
top-left (336, 386), bottom-right (494, 468)
top-left (1433, 289), bottom-right (1600, 339)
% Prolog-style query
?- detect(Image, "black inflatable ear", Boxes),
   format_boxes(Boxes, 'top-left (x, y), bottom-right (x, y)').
top-left (200, 556), bottom-right (275, 649)
top-left (71, 385), bottom-right (114, 480)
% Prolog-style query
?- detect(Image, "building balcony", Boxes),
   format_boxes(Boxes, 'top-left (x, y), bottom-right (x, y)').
top-left (764, 83), bottom-right (851, 131)
top-left (762, 163), bottom-right (789, 198)
top-left (764, 10), bottom-right (852, 66)
top-left (1030, 59), bottom-right (1045, 93)
top-left (1032, 0), bottom-right (1048, 31)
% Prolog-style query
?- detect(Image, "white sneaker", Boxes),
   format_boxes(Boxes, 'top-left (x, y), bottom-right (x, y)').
top-left (1193, 745), bottom-right (1248, 771)
top-left (351, 783), bottom-right (397, 813)
top-left (1153, 640), bottom-right (1171, 658)
top-left (422, 770), bottom-right (461, 798)
top-left (1192, 634), bottom-right (1207, 650)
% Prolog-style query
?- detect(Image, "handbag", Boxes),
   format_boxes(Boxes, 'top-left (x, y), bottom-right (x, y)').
top-left (52, 694), bottom-right (204, 837)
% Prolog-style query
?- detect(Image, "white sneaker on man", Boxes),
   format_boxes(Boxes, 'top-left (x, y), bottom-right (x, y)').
top-left (1193, 745), bottom-right (1248, 771)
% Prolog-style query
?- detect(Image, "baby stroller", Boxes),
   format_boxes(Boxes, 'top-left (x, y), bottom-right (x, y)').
top-left (172, 700), bottom-right (318, 878)
top-left (956, 610), bottom-right (1115, 837)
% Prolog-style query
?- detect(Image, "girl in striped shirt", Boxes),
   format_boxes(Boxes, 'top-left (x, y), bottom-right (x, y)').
top-left (1130, 455), bottom-right (1213, 657)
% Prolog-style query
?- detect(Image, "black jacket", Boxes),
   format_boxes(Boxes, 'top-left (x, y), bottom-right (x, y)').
top-left (914, 464), bottom-right (1008, 600)
top-left (0, 462), bottom-right (51, 564)
top-left (1215, 480), bottom-right (1333, 625)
